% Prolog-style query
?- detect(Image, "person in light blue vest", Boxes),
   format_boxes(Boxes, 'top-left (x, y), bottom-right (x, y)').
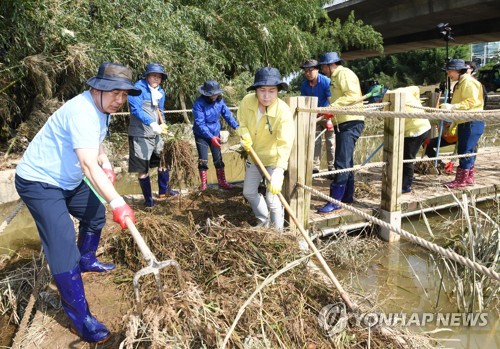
top-left (128, 63), bottom-right (178, 207)
top-left (15, 62), bottom-right (138, 344)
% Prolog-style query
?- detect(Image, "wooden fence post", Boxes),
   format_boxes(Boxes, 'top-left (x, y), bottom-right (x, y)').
top-left (283, 96), bottom-right (317, 233)
top-left (378, 91), bottom-right (405, 242)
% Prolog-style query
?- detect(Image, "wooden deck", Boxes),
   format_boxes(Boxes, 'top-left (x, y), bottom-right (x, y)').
top-left (308, 146), bottom-right (500, 231)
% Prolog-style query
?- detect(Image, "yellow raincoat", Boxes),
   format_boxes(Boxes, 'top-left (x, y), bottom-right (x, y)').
top-left (237, 93), bottom-right (295, 170)
top-left (451, 74), bottom-right (484, 124)
top-left (329, 66), bottom-right (364, 124)
top-left (387, 86), bottom-right (431, 137)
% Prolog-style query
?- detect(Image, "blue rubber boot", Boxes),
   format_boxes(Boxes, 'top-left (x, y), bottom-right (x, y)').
top-left (53, 266), bottom-right (111, 343)
top-left (158, 170), bottom-right (179, 198)
top-left (402, 175), bottom-right (413, 194)
top-left (342, 177), bottom-right (355, 203)
top-left (317, 184), bottom-right (345, 213)
top-left (139, 176), bottom-right (155, 207)
top-left (78, 231), bottom-right (115, 273)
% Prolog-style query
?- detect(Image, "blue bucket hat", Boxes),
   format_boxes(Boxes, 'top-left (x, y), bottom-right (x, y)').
top-left (86, 62), bottom-right (141, 96)
top-left (198, 80), bottom-right (224, 96)
top-left (318, 51), bottom-right (343, 65)
top-left (247, 67), bottom-right (288, 92)
top-left (442, 59), bottom-right (468, 71)
top-left (142, 63), bottom-right (168, 80)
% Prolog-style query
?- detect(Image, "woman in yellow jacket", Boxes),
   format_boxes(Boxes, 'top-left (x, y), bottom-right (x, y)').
top-left (317, 52), bottom-right (365, 213)
top-left (238, 67), bottom-right (295, 229)
top-left (441, 59), bottom-right (484, 188)
top-left (385, 86), bottom-right (431, 193)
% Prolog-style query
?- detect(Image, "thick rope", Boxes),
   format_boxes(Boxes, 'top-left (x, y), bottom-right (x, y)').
top-left (110, 106), bottom-right (238, 117)
top-left (402, 150), bottom-right (500, 164)
top-left (0, 200), bottom-right (24, 234)
top-left (312, 162), bottom-right (385, 178)
top-left (298, 182), bottom-right (500, 281)
top-left (296, 106), bottom-right (500, 122)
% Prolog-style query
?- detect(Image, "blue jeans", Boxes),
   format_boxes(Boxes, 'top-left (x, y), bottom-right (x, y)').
top-left (457, 121), bottom-right (484, 169)
top-left (195, 136), bottom-right (224, 171)
top-left (15, 175), bottom-right (105, 274)
top-left (333, 121), bottom-right (365, 185)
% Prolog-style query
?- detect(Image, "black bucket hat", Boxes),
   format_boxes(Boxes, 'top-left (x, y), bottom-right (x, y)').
top-left (86, 62), bottom-right (141, 96)
top-left (143, 63), bottom-right (168, 80)
top-left (442, 59), bottom-right (468, 71)
top-left (247, 67), bottom-right (288, 92)
top-left (318, 51), bottom-right (343, 65)
top-left (198, 80), bottom-right (224, 96)
top-left (300, 59), bottom-right (319, 69)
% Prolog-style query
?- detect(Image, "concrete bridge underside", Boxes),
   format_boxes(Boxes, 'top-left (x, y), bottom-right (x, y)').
top-left (327, 0), bottom-right (500, 60)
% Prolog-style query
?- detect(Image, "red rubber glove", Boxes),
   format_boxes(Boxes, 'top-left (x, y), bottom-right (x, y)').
top-left (211, 136), bottom-right (222, 148)
top-left (325, 119), bottom-right (333, 131)
top-left (110, 197), bottom-right (135, 229)
top-left (101, 163), bottom-right (116, 185)
top-left (323, 113), bottom-right (335, 120)
top-left (422, 137), bottom-right (430, 147)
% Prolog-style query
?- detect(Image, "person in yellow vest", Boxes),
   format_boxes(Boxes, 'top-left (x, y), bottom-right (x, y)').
top-left (317, 52), bottom-right (364, 213)
top-left (440, 59), bottom-right (485, 188)
top-left (383, 86), bottom-right (431, 193)
top-left (238, 67), bottom-right (295, 229)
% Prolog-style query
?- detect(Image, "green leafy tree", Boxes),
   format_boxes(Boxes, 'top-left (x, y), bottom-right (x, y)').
top-left (348, 45), bottom-right (471, 88)
top-left (0, 0), bottom-right (382, 142)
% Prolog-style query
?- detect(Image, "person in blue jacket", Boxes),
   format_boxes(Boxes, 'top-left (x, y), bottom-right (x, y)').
top-left (128, 63), bottom-right (178, 207)
top-left (299, 59), bottom-right (333, 175)
top-left (15, 62), bottom-right (138, 343)
top-left (193, 80), bottom-right (239, 190)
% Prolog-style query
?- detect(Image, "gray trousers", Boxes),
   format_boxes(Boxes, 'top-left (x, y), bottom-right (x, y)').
top-left (314, 119), bottom-right (335, 170)
top-left (243, 162), bottom-right (284, 229)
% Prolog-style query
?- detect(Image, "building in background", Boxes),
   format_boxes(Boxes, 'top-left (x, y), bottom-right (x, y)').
top-left (471, 41), bottom-right (500, 66)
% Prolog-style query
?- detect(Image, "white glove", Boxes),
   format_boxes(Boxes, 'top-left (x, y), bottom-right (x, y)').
top-left (440, 103), bottom-right (456, 111)
top-left (268, 167), bottom-right (284, 195)
top-left (150, 122), bottom-right (162, 135)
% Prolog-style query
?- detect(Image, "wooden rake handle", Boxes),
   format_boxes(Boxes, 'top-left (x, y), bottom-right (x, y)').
top-left (126, 217), bottom-right (155, 263)
top-left (247, 147), bottom-right (356, 310)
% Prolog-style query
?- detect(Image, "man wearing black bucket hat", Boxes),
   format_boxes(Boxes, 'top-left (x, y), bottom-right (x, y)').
top-left (128, 63), bottom-right (178, 207)
top-left (15, 62), bottom-right (139, 343)
top-left (238, 67), bottom-right (294, 229)
top-left (440, 58), bottom-right (485, 188)
top-left (193, 80), bottom-right (239, 190)
top-left (299, 59), bottom-right (334, 176)
top-left (317, 51), bottom-right (364, 213)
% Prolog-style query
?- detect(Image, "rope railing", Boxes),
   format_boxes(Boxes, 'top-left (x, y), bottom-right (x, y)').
top-left (402, 149), bottom-right (500, 164)
top-left (110, 106), bottom-right (238, 117)
top-left (312, 162), bottom-right (385, 178)
top-left (297, 182), bottom-right (500, 282)
top-left (296, 107), bottom-right (500, 122)
top-left (0, 200), bottom-right (24, 235)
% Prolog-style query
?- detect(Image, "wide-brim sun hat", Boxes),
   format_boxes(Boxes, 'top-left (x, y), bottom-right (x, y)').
top-left (247, 67), bottom-right (288, 92)
top-left (142, 63), bottom-right (168, 80)
top-left (442, 58), bottom-right (468, 71)
top-left (198, 80), bottom-right (224, 96)
top-left (318, 51), bottom-right (343, 65)
top-left (300, 59), bottom-right (319, 69)
top-left (86, 62), bottom-right (141, 96)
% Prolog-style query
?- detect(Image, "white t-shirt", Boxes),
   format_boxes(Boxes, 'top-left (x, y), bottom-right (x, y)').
top-left (16, 90), bottom-right (108, 190)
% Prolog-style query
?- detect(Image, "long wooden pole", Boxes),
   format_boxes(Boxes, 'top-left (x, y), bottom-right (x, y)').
top-left (247, 147), bottom-right (356, 310)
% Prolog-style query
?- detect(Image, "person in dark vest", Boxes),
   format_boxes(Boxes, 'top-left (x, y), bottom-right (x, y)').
top-left (15, 62), bottom-right (138, 343)
top-left (192, 80), bottom-right (239, 190)
top-left (128, 63), bottom-right (178, 207)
